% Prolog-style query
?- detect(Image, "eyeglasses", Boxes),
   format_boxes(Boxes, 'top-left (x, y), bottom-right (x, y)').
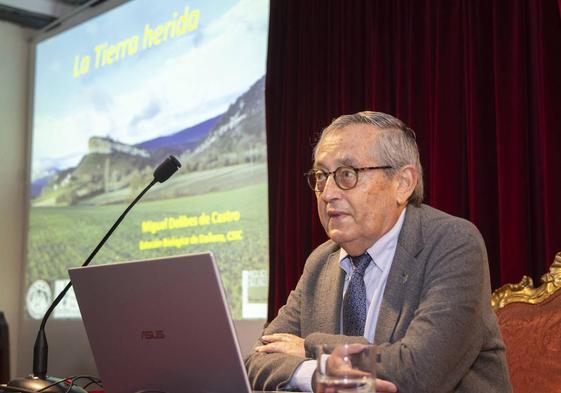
top-left (305, 165), bottom-right (393, 192)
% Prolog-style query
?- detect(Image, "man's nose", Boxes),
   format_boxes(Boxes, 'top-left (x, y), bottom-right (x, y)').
top-left (320, 174), bottom-right (340, 202)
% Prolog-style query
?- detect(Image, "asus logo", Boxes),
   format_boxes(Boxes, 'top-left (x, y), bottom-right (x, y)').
top-left (141, 330), bottom-right (165, 340)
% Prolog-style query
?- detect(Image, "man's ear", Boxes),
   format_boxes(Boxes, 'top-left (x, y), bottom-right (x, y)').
top-left (395, 165), bottom-right (418, 205)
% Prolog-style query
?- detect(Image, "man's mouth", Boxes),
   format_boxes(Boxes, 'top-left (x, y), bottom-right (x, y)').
top-left (327, 209), bottom-right (347, 218)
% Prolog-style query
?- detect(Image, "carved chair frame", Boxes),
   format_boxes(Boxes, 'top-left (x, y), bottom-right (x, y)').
top-left (491, 252), bottom-right (561, 311)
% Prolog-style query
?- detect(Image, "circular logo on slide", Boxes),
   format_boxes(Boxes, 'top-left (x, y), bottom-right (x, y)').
top-left (26, 280), bottom-right (52, 320)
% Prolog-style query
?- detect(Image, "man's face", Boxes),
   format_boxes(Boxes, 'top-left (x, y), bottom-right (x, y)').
top-left (313, 124), bottom-right (404, 256)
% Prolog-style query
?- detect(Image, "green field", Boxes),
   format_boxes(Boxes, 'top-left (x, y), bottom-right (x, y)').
top-left (26, 164), bottom-right (269, 319)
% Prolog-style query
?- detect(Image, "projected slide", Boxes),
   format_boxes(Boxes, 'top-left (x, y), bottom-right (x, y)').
top-left (25, 0), bottom-right (269, 320)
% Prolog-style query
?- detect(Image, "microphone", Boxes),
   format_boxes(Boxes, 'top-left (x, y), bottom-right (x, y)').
top-left (3, 156), bottom-right (182, 393)
top-left (153, 155), bottom-right (181, 183)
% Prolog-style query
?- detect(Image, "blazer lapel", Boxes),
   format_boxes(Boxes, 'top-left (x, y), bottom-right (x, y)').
top-left (319, 250), bottom-right (345, 333)
top-left (375, 206), bottom-right (424, 344)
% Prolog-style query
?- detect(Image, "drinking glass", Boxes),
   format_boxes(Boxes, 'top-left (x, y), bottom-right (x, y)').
top-left (315, 344), bottom-right (376, 393)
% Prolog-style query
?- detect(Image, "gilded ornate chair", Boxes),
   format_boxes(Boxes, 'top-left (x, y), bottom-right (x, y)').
top-left (491, 252), bottom-right (561, 393)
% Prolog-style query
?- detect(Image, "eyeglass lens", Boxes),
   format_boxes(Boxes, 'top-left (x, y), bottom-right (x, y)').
top-left (309, 167), bottom-right (358, 191)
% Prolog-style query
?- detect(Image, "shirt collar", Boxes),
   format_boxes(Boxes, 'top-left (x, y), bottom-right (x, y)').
top-left (339, 207), bottom-right (407, 274)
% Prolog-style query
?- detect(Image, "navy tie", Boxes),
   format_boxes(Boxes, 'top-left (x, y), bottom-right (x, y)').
top-left (343, 253), bottom-right (372, 336)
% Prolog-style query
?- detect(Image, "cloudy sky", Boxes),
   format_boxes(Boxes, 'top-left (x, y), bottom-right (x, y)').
top-left (32, 0), bottom-right (268, 180)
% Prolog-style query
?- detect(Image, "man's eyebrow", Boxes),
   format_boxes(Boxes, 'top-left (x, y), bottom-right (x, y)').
top-left (341, 158), bottom-right (356, 166)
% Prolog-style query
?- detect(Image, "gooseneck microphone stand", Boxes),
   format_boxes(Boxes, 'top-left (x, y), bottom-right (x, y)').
top-left (3, 156), bottom-right (181, 393)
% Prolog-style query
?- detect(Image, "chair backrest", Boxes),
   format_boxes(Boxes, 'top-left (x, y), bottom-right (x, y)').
top-left (491, 252), bottom-right (561, 393)
top-left (0, 312), bottom-right (9, 384)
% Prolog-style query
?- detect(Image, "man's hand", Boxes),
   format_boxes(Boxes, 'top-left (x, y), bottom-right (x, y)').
top-left (325, 344), bottom-right (398, 393)
top-left (376, 378), bottom-right (398, 392)
top-left (254, 333), bottom-right (305, 357)
top-left (325, 343), bottom-right (370, 379)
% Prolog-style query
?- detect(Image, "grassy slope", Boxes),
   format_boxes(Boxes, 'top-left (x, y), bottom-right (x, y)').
top-left (27, 179), bottom-right (269, 319)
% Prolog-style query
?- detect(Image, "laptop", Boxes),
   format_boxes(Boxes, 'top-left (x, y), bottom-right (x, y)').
top-left (69, 252), bottom-right (253, 393)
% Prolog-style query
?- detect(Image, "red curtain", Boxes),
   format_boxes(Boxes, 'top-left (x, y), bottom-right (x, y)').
top-left (265, 0), bottom-right (561, 318)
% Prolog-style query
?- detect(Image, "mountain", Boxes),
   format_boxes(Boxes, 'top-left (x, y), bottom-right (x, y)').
top-left (33, 116), bottom-right (223, 205)
top-left (181, 76), bottom-right (266, 170)
top-left (89, 136), bottom-right (150, 158)
top-left (32, 76), bottom-right (266, 206)
top-left (31, 176), bottom-right (52, 198)
top-left (35, 151), bottom-right (154, 206)
top-left (137, 115), bottom-right (221, 153)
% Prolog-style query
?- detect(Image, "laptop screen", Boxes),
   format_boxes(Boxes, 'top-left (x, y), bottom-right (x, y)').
top-left (69, 252), bottom-right (252, 393)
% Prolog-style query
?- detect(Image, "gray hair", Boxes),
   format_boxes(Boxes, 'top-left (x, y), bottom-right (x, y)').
top-left (314, 111), bottom-right (424, 206)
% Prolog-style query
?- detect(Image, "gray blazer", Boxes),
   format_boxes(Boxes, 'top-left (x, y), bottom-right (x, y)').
top-left (245, 204), bottom-right (512, 392)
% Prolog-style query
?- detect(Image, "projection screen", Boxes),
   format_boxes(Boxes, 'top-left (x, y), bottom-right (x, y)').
top-left (19, 0), bottom-right (269, 376)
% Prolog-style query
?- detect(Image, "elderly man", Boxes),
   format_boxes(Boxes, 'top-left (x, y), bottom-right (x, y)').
top-left (245, 111), bottom-right (512, 392)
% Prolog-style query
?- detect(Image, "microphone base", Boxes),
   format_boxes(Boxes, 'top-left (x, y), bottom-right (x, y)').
top-left (2, 375), bottom-right (87, 393)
